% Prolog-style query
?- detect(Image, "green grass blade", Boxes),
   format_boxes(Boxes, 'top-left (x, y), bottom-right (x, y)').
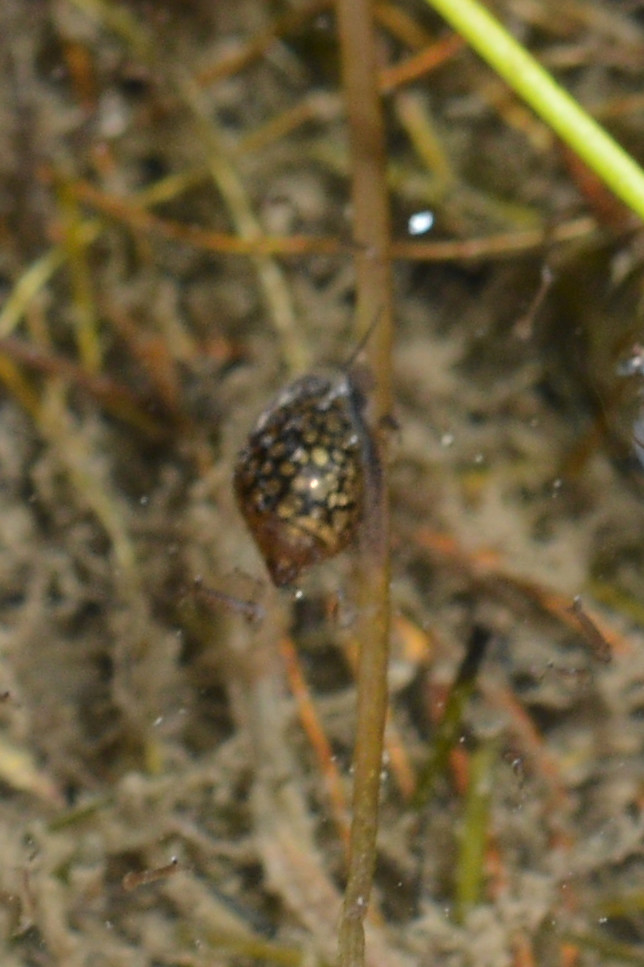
top-left (422, 0), bottom-right (644, 221)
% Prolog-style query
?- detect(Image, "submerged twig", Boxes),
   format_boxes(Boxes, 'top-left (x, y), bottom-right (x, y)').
top-left (413, 625), bottom-right (491, 809)
top-left (335, 1), bottom-right (393, 966)
top-left (567, 596), bottom-right (613, 664)
top-left (55, 172), bottom-right (102, 372)
top-left (122, 858), bottom-right (180, 892)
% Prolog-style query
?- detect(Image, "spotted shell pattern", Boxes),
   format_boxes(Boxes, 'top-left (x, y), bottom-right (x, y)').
top-left (234, 373), bottom-right (367, 587)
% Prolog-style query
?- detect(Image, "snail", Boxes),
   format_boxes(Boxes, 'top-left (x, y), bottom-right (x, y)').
top-left (233, 362), bottom-right (376, 587)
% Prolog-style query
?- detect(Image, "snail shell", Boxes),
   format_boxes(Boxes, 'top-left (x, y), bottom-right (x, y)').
top-left (234, 371), bottom-right (371, 587)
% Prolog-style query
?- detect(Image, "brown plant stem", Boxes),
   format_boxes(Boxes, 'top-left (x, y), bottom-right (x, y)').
top-left (335, 2), bottom-right (393, 967)
top-left (70, 177), bottom-right (598, 263)
top-left (336, 4), bottom-right (393, 411)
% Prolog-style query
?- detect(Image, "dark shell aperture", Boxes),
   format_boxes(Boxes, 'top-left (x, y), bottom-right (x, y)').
top-left (234, 373), bottom-right (368, 586)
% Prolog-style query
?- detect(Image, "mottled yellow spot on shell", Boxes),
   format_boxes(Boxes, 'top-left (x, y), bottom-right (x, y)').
top-left (311, 446), bottom-right (329, 467)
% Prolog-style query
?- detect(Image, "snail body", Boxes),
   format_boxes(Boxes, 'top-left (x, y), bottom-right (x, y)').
top-left (234, 370), bottom-right (372, 587)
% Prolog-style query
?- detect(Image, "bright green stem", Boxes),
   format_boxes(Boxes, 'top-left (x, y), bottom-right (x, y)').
top-left (422, 0), bottom-right (644, 222)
